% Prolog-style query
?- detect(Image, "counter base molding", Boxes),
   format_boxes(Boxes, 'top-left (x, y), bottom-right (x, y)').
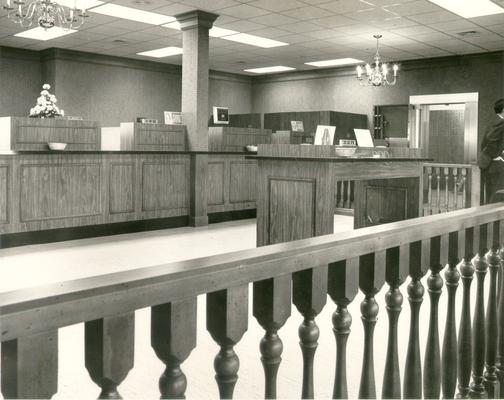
top-left (0, 117), bottom-right (101, 151)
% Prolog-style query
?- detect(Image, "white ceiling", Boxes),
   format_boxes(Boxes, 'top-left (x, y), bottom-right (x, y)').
top-left (1, 0), bottom-right (504, 75)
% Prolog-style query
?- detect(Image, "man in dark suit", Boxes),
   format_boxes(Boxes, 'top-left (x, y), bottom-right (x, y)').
top-left (481, 98), bottom-right (504, 203)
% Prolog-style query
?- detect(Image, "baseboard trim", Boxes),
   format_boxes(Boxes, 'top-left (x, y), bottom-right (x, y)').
top-left (0, 209), bottom-right (257, 248)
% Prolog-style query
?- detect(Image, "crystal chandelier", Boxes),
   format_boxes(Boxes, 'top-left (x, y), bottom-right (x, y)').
top-left (356, 34), bottom-right (399, 86)
top-left (2, 0), bottom-right (89, 30)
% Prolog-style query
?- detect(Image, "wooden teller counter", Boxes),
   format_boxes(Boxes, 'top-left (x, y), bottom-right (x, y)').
top-left (0, 118), bottom-right (262, 246)
top-left (0, 117), bottom-right (426, 247)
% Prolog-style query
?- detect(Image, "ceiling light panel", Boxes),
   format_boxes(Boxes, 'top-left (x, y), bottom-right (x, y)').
top-left (15, 27), bottom-right (77, 41)
top-left (427, 0), bottom-right (504, 18)
top-left (305, 57), bottom-right (364, 67)
top-left (57, 0), bottom-right (103, 10)
top-left (222, 33), bottom-right (288, 48)
top-left (91, 3), bottom-right (175, 25)
top-left (137, 46), bottom-right (182, 58)
top-left (244, 66), bottom-right (295, 74)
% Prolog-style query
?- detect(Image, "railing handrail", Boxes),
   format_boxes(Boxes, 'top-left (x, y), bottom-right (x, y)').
top-left (2, 203), bottom-right (504, 342)
top-left (423, 162), bottom-right (477, 169)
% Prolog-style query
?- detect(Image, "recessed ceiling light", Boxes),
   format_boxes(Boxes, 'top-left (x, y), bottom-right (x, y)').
top-left (305, 57), bottom-right (364, 67)
top-left (244, 66), bottom-right (295, 74)
top-left (91, 3), bottom-right (175, 25)
top-left (223, 33), bottom-right (288, 48)
top-left (15, 27), bottom-right (76, 41)
top-left (137, 46), bottom-right (183, 58)
top-left (162, 22), bottom-right (238, 38)
top-left (427, 0), bottom-right (504, 18)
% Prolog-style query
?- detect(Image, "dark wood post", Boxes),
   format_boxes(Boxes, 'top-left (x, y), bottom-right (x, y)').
top-left (497, 226), bottom-right (504, 397)
top-left (442, 231), bottom-right (462, 399)
top-left (151, 298), bottom-right (197, 399)
top-left (328, 258), bottom-right (359, 399)
top-left (85, 312), bottom-right (135, 399)
top-left (382, 244), bottom-right (409, 399)
top-left (470, 225), bottom-right (488, 399)
top-left (424, 235), bottom-right (445, 399)
top-left (457, 227), bottom-right (477, 399)
top-left (358, 251), bottom-right (386, 399)
top-left (293, 265), bottom-right (327, 399)
top-left (1, 330), bottom-right (58, 399)
top-left (207, 285), bottom-right (248, 399)
top-left (253, 275), bottom-right (291, 399)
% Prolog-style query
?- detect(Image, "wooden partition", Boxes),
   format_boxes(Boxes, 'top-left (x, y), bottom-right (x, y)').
top-left (0, 116), bottom-right (101, 151)
top-left (263, 110), bottom-right (368, 142)
top-left (119, 123), bottom-right (186, 151)
top-left (2, 204), bottom-right (504, 399)
top-left (208, 127), bottom-right (272, 151)
top-left (208, 113), bottom-right (261, 128)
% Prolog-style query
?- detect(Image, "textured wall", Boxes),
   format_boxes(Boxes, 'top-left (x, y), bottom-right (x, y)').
top-left (0, 48), bottom-right (42, 118)
top-left (0, 47), bottom-right (253, 126)
top-left (252, 52), bottom-right (504, 143)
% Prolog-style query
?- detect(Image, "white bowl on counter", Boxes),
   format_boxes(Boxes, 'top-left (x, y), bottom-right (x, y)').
top-left (47, 142), bottom-right (67, 151)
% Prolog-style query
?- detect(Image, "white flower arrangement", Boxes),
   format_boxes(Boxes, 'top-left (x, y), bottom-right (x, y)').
top-left (29, 84), bottom-right (64, 118)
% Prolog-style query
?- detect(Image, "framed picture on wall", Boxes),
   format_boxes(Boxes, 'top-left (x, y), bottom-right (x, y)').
top-left (314, 125), bottom-right (336, 145)
top-left (213, 107), bottom-right (229, 124)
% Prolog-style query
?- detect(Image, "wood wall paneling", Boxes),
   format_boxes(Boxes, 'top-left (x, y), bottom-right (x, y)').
top-left (208, 161), bottom-right (225, 206)
top-left (109, 163), bottom-right (135, 214)
top-left (229, 161), bottom-right (257, 203)
top-left (19, 162), bottom-right (102, 221)
top-left (268, 177), bottom-right (315, 244)
top-left (141, 161), bottom-right (189, 212)
top-left (0, 165), bottom-right (9, 223)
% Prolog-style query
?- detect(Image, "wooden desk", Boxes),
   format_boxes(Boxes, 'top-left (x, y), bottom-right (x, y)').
top-left (254, 145), bottom-right (427, 246)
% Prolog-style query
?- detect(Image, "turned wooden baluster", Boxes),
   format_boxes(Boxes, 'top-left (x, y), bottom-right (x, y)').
top-left (461, 168), bottom-right (467, 208)
top-left (497, 224), bottom-right (504, 397)
top-left (442, 231), bottom-right (462, 399)
top-left (436, 167), bottom-right (441, 214)
top-left (1, 330), bottom-right (58, 399)
top-left (426, 166), bottom-right (433, 215)
top-left (336, 181), bottom-right (342, 208)
top-left (151, 298), bottom-right (197, 399)
top-left (470, 224), bottom-right (489, 398)
top-left (253, 275), bottom-right (291, 399)
top-left (424, 235), bottom-right (446, 399)
top-left (382, 244), bottom-right (409, 399)
top-left (207, 285), bottom-right (248, 399)
top-left (452, 167), bottom-right (459, 210)
top-left (444, 167), bottom-right (450, 212)
top-left (345, 181), bottom-right (352, 209)
top-left (293, 265), bottom-right (327, 399)
top-left (404, 239), bottom-right (430, 399)
top-left (85, 312), bottom-right (135, 399)
top-left (327, 258), bottom-right (359, 399)
top-left (457, 227), bottom-right (477, 399)
top-left (358, 251), bottom-right (386, 399)
top-left (484, 222), bottom-right (500, 398)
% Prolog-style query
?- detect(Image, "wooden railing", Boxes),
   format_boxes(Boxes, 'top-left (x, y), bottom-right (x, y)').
top-left (2, 204), bottom-right (504, 399)
top-left (423, 163), bottom-right (481, 215)
top-left (335, 180), bottom-right (354, 211)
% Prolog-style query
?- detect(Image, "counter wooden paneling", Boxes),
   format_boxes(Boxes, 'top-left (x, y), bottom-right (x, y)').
top-left (0, 117), bottom-right (101, 151)
top-left (0, 151), bottom-right (256, 237)
top-left (120, 123), bottom-right (186, 151)
top-left (209, 127), bottom-right (272, 151)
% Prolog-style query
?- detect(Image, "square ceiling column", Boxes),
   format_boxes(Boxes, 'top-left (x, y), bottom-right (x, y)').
top-left (176, 10), bottom-right (218, 151)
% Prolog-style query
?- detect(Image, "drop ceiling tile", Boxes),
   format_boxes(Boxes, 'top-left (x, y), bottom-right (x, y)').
top-left (469, 13), bottom-right (504, 26)
top-left (412, 31), bottom-right (454, 42)
top-left (218, 3), bottom-right (271, 18)
top-left (304, 29), bottom-right (345, 39)
top-left (110, 0), bottom-right (176, 11)
top-left (333, 23), bottom-right (381, 35)
top-left (220, 20), bottom-right (266, 32)
top-left (214, 15), bottom-right (239, 24)
top-left (300, 0), bottom-right (334, 5)
top-left (317, 0), bottom-right (373, 14)
top-left (115, 31), bottom-right (163, 42)
top-left (81, 24), bottom-right (130, 36)
top-left (428, 38), bottom-right (485, 52)
top-left (248, 0), bottom-right (306, 12)
top-left (312, 14), bottom-right (359, 28)
top-left (182, 0), bottom-right (241, 11)
top-left (371, 16), bottom-right (418, 29)
top-left (71, 30), bottom-right (108, 42)
top-left (407, 47), bottom-right (453, 57)
top-left (247, 26), bottom-right (292, 38)
top-left (152, 2), bottom-right (195, 16)
top-left (406, 10), bottom-right (460, 24)
top-left (278, 21), bottom-right (322, 33)
top-left (85, 13), bottom-right (120, 25)
top-left (274, 33), bottom-right (314, 43)
top-left (343, 8), bottom-right (400, 23)
top-left (428, 19), bottom-right (479, 33)
top-left (481, 41), bottom-right (504, 50)
top-left (282, 6), bottom-right (332, 20)
top-left (459, 33), bottom-right (504, 45)
top-left (486, 24), bottom-right (504, 34)
top-left (384, 0), bottom-right (441, 16)
top-left (390, 24), bottom-right (437, 36)
top-left (104, 19), bottom-right (154, 31)
top-left (249, 13), bottom-right (298, 26)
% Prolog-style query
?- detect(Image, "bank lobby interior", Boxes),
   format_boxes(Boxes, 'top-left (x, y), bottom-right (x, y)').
top-left (1, 0), bottom-right (504, 399)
